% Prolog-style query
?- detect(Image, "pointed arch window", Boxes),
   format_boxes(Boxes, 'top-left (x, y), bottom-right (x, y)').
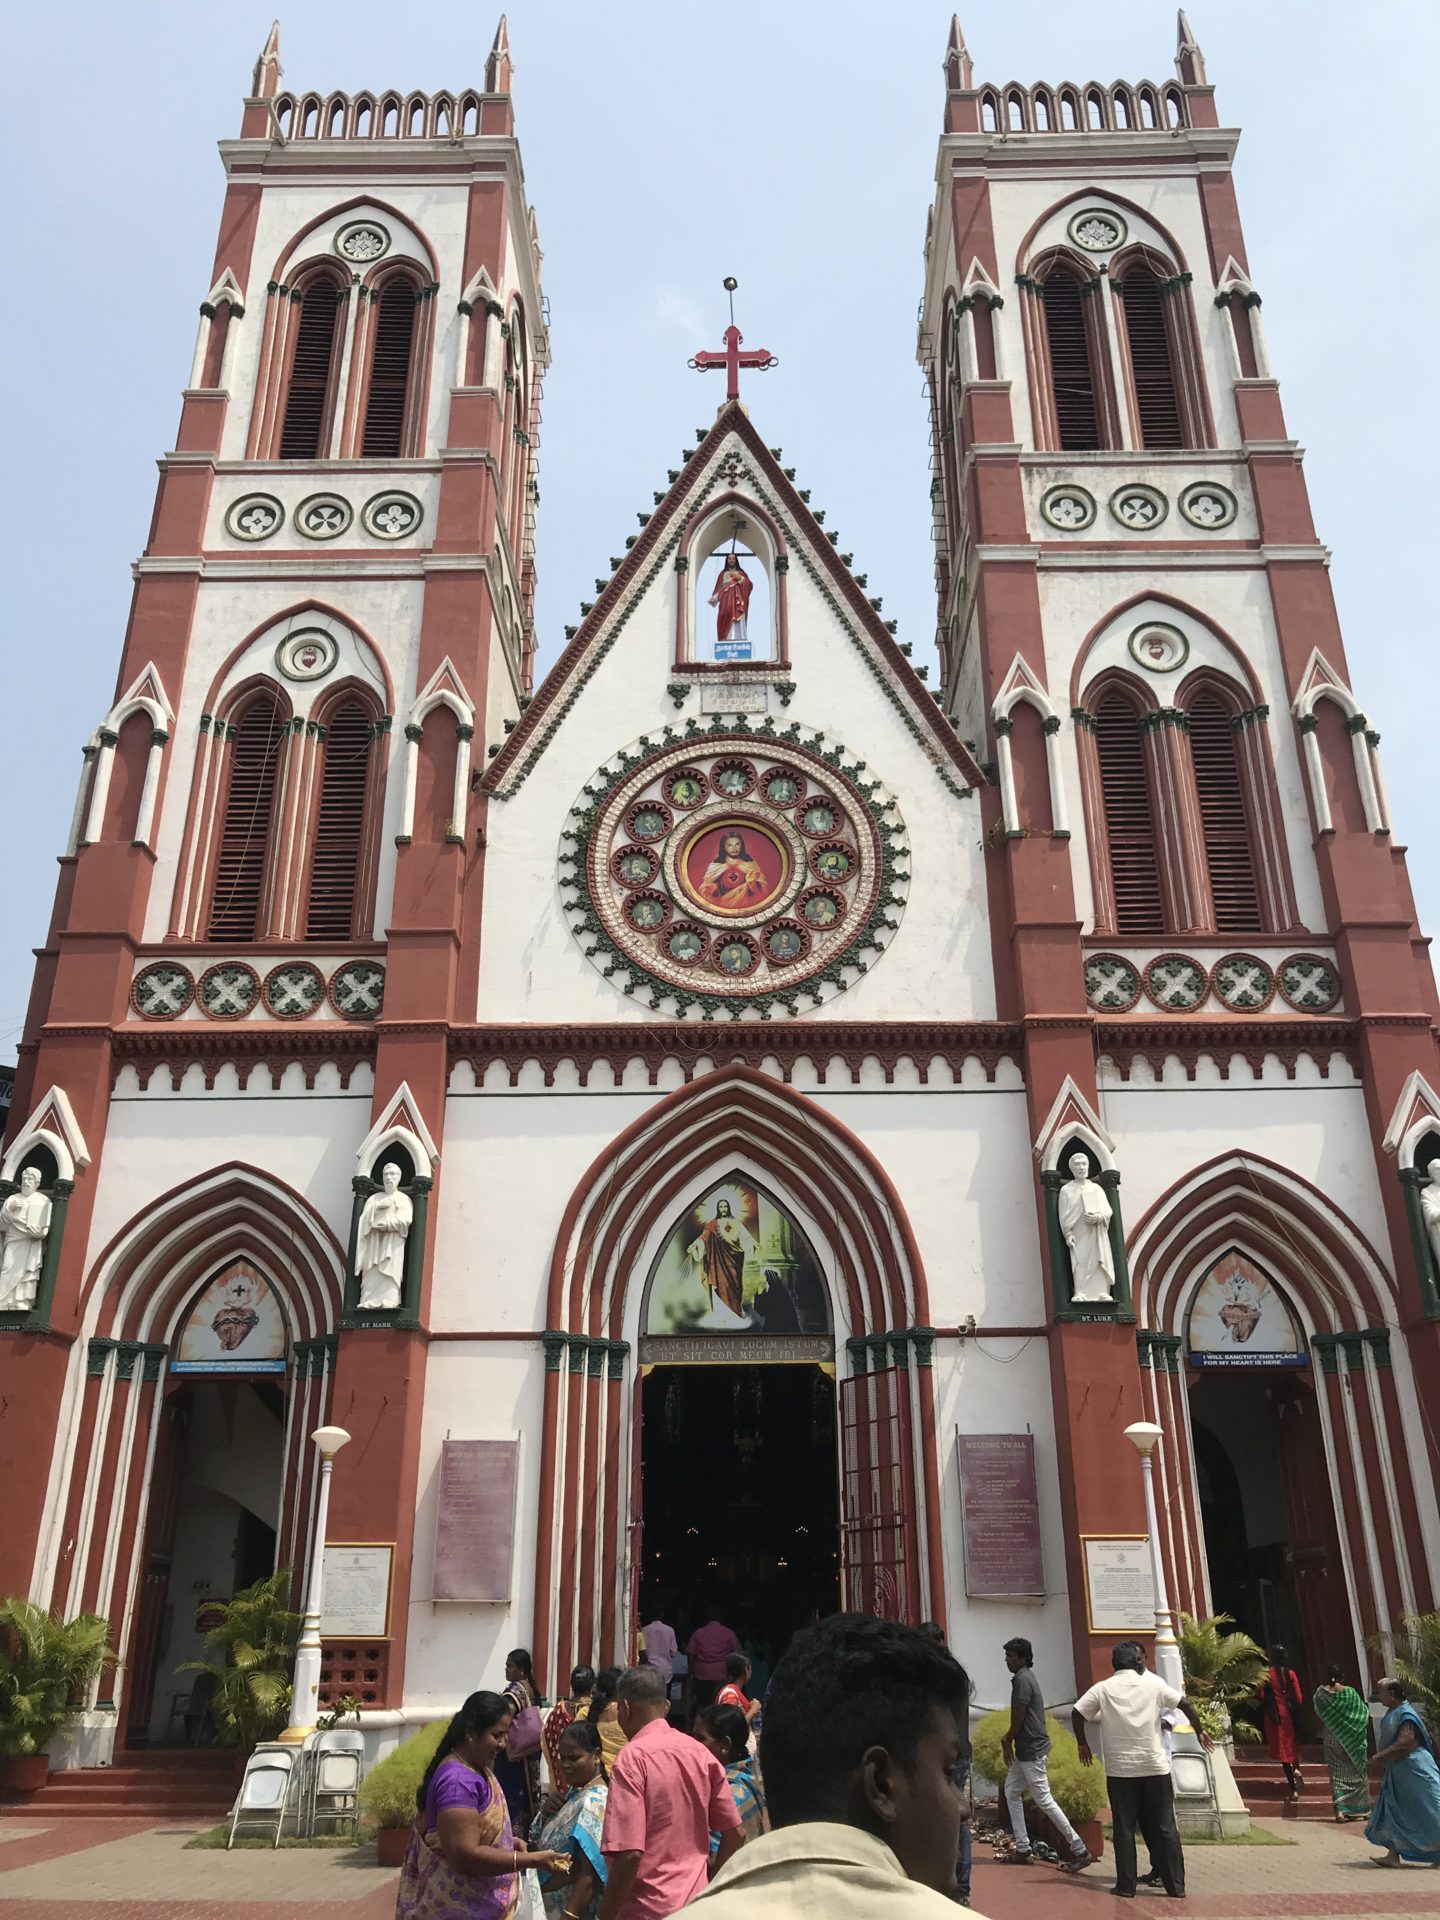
top-left (1186, 690), bottom-right (1260, 931)
top-left (304, 697), bottom-right (376, 940)
top-left (1040, 267), bottom-right (1105, 451)
top-left (361, 276), bottom-right (420, 458)
top-left (207, 693), bottom-right (287, 940)
top-left (278, 273), bottom-right (344, 460)
top-left (1116, 263), bottom-right (1183, 449)
top-left (1094, 691), bottom-right (1163, 935)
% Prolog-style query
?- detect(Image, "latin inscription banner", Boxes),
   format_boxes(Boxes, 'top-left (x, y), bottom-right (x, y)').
top-left (638, 1333), bottom-right (833, 1367)
top-left (433, 1439), bottom-right (519, 1603)
top-left (956, 1433), bottom-right (1044, 1596)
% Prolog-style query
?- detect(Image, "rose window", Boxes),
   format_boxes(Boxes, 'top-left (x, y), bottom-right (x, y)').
top-left (336, 222), bottom-right (390, 262)
top-left (562, 730), bottom-right (908, 1016)
top-left (1068, 208), bottom-right (1127, 252)
top-left (226, 494), bottom-right (284, 542)
top-left (1110, 485), bottom-right (1168, 531)
top-left (362, 492), bottom-right (423, 539)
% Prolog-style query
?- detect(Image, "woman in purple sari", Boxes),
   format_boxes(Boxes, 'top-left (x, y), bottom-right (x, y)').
top-left (396, 1692), bottom-right (567, 1920)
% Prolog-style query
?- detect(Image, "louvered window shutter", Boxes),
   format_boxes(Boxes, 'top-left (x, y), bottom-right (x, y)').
top-left (361, 281), bottom-right (419, 458)
top-left (1120, 268), bottom-right (1185, 449)
top-left (279, 280), bottom-right (342, 460)
top-left (208, 697), bottom-right (284, 940)
top-left (1095, 694), bottom-right (1164, 935)
top-left (1042, 273), bottom-right (1102, 450)
top-left (1188, 692), bottom-right (1260, 932)
top-left (305, 700), bottom-right (373, 941)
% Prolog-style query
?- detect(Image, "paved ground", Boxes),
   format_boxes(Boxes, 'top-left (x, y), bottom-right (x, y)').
top-left (0, 1814), bottom-right (1434, 1917)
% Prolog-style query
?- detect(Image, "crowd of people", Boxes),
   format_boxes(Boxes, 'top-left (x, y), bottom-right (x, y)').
top-left (392, 1616), bottom-right (1440, 1920)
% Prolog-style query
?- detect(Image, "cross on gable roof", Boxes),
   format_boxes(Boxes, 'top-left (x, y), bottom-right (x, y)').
top-left (481, 400), bottom-right (987, 798)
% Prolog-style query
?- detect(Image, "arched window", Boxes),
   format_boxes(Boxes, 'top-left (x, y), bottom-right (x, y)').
top-left (361, 276), bottom-right (420, 458)
top-left (1094, 692), bottom-right (1163, 934)
top-left (208, 693), bottom-right (286, 940)
top-left (1117, 262), bottom-right (1184, 449)
top-left (1041, 267), bottom-right (1104, 450)
top-left (1186, 690), bottom-right (1260, 931)
top-left (304, 698), bottom-right (374, 940)
top-left (279, 274), bottom-right (344, 460)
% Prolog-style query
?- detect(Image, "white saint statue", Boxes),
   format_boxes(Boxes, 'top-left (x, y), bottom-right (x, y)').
top-left (1057, 1151), bottom-right (1115, 1304)
top-left (356, 1163), bottom-right (413, 1311)
top-left (0, 1168), bottom-right (52, 1313)
top-left (1421, 1159), bottom-right (1440, 1277)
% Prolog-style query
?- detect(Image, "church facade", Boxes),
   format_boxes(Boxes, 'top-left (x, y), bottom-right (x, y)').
top-left (2, 17), bottom-right (1438, 1760)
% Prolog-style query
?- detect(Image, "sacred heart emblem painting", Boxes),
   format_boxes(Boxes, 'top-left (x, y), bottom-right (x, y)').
top-left (679, 819), bottom-right (790, 917)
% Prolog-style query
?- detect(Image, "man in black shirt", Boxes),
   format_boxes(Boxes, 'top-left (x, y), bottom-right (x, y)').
top-left (1000, 1637), bottom-right (1093, 1872)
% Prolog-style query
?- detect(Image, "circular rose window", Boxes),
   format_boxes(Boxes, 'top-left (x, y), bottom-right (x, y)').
top-left (561, 728), bottom-right (908, 1017)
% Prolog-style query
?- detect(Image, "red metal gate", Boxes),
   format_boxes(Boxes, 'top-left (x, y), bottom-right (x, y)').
top-left (839, 1367), bottom-right (915, 1621)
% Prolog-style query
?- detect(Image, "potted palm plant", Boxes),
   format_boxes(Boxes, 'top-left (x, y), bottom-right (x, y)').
top-left (1177, 1612), bottom-right (1267, 1747)
top-left (178, 1570), bottom-right (299, 1759)
top-left (0, 1597), bottom-right (117, 1794)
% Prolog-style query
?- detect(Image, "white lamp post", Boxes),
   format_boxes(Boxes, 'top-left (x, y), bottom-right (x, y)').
top-left (1123, 1419), bottom-right (1184, 1693)
top-left (280, 1424), bottom-right (351, 1744)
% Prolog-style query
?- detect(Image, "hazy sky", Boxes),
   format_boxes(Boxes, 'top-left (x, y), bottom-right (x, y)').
top-left (4, 2), bottom-right (1437, 1048)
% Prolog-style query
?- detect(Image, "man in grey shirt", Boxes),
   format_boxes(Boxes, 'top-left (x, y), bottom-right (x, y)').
top-left (1000, 1637), bottom-right (1093, 1871)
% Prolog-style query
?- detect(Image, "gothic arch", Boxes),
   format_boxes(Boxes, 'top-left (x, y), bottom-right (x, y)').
top-left (1014, 187), bottom-right (1195, 280)
top-left (531, 1066), bottom-right (945, 1685)
top-left (272, 195), bottom-right (440, 282)
top-left (1069, 591), bottom-right (1262, 709)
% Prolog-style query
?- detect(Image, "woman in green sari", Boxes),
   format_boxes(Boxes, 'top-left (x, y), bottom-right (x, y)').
top-left (1312, 1664), bottom-right (1371, 1820)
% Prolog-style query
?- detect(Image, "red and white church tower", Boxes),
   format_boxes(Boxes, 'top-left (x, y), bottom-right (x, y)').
top-left (1, 16), bottom-right (1436, 1773)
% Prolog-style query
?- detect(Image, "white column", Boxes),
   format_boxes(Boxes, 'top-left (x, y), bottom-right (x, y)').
top-left (188, 310), bottom-right (212, 389)
top-left (218, 304), bottom-right (244, 393)
top-left (454, 303), bottom-right (472, 387)
top-left (1350, 720), bottom-right (1385, 834)
top-left (451, 723), bottom-right (474, 839)
top-left (133, 729), bottom-right (168, 848)
top-left (67, 746), bottom-right (98, 855)
top-left (81, 732), bottom-right (118, 847)
top-left (281, 1425), bottom-right (351, 1744)
top-left (993, 717), bottom-right (1019, 834)
top-left (1298, 717), bottom-right (1332, 833)
top-left (328, 287), bottom-right (362, 461)
top-left (399, 723), bottom-right (421, 840)
top-left (1124, 1421), bottom-right (1183, 1691)
top-left (1043, 715), bottom-right (1069, 834)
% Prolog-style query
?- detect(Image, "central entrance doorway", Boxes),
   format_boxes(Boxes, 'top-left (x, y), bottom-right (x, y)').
top-left (640, 1363), bottom-right (840, 1672)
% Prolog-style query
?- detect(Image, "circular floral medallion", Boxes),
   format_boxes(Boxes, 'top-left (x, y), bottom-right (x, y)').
top-left (131, 962), bottom-right (195, 1020)
top-left (664, 767), bottom-right (709, 809)
top-left (262, 961), bottom-right (326, 1020)
top-left (1068, 208), bottom-right (1127, 253)
top-left (611, 844), bottom-right (659, 889)
top-left (1040, 485), bottom-right (1097, 532)
top-left (199, 961), bottom-right (260, 1021)
top-left (275, 629), bottom-right (340, 682)
top-left (761, 765), bottom-right (806, 807)
top-left (563, 729), bottom-right (904, 1016)
top-left (336, 220), bottom-right (390, 263)
top-left (1144, 953), bottom-right (1210, 1012)
top-left (226, 494), bottom-right (284, 542)
top-left (1211, 952), bottom-right (1276, 1013)
top-left (1084, 953), bottom-right (1143, 1013)
top-left (362, 491), bottom-right (424, 540)
top-left (762, 919), bottom-right (811, 966)
top-left (1178, 482), bottom-right (1238, 531)
top-left (294, 493), bottom-right (354, 542)
top-left (1277, 953), bottom-right (1342, 1013)
top-left (1110, 485), bottom-right (1168, 531)
top-left (329, 960), bottom-right (386, 1020)
top-left (1127, 623), bottom-right (1190, 674)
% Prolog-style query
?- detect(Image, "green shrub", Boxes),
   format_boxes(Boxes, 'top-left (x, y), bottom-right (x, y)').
top-left (358, 1719), bottom-right (447, 1830)
top-left (972, 1708), bottom-right (1107, 1826)
top-left (178, 1570), bottom-right (299, 1753)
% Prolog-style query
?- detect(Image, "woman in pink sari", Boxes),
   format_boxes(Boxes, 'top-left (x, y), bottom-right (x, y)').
top-left (396, 1692), bottom-right (567, 1920)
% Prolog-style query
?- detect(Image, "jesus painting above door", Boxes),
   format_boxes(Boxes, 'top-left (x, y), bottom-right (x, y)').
top-left (643, 1177), bottom-right (831, 1336)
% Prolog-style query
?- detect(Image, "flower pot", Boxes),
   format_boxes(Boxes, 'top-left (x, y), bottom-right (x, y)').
top-left (0, 1753), bottom-right (50, 1796)
top-left (375, 1825), bottom-right (411, 1868)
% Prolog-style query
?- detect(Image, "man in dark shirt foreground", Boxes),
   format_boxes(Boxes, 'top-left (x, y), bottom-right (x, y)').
top-left (1000, 1636), bottom-right (1093, 1872)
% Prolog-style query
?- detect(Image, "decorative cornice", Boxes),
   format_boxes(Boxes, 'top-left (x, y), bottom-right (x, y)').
top-left (1095, 1018), bottom-right (1357, 1082)
top-left (110, 1025), bottom-right (376, 1092)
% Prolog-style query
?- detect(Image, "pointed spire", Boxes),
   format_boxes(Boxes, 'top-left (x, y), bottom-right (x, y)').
top-left (1175, 10), bottom-right (1207, 86)
top-left (252, 20), bottom-right (283, 99)
top-left (944, 17), bottom-right (973, 91)
top-left (486, 16), bottom-right (514, 94)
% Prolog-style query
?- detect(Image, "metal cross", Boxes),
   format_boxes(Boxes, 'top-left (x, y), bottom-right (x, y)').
top-left (689, 276), bottom-right (777, 402)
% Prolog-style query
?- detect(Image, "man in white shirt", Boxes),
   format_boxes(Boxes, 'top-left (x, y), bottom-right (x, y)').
top-left (691, 1612), bottom-right (973, 1916)
top-left (1071, 1640), bottom-right (1212, 1899)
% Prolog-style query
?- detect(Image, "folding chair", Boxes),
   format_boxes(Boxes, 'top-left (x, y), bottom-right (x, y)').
top-left (307, 1728), bottom-right (365, 1840)
top-left (226, 1743), bottom-right (300, 1848)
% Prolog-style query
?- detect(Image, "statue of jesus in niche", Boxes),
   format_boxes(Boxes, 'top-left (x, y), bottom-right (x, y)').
top-left (708, 553), bottom-right (753, 651)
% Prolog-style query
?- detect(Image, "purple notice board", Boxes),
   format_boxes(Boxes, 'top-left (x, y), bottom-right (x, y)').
top-left (956, 1433), bottom-right (1045, 1597)
top-left (433, 1439), bottom-right (519, 1602)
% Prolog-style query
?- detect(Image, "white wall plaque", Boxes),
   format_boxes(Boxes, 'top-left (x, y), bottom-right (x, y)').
top-left (1082, 1535), bottom-right (1155, 1633)
top-left (700, 682), bottom-right (769, 715)
top-left (321, 1544), bottom-right (393, 1637)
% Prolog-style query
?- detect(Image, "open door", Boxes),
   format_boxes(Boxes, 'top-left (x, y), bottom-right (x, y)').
top-left (839, 1368), bottom-right (916, 1621)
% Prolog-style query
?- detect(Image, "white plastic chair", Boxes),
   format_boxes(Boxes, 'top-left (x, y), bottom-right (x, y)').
top-left (307, 1728), bottom-right (365, 1839)
top-left (227, 1744), bottom-right (300, 1848)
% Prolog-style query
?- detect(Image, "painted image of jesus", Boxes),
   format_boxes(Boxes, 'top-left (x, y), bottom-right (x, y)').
top-left (686, 1197), bottom-right (762, 1320)
top-left (708, 555), bottom-right (753, 644)
top-left (697, 829), bottom-right (769, 912)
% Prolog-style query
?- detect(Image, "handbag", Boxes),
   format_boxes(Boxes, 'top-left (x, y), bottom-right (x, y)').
top-left (507, 1699), bottom-right (544, 1760)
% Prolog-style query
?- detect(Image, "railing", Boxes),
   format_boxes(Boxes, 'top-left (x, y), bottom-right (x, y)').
top-left (975, 80), bottom-right (1188, 135)
top-left (270, 89), bottom-right (490, 141)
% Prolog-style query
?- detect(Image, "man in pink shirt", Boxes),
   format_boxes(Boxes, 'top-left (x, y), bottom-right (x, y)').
top-left (641, 1606), bottom-right (678, 1689)
top-left (685, 1605), bottom-right (742, 1708)
top-left (599, 1664), bottom-right (742, 1919)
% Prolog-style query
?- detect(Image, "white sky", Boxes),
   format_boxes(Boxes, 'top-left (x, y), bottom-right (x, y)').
top-left (4, 1), bottom-right (1437, 1048)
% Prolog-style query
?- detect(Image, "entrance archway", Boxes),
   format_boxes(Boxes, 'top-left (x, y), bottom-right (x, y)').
top-left (531, 1066), bottom-right (944, 1689)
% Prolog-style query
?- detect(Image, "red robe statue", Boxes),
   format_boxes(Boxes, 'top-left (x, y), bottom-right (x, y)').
top-left (709, 559), bottom-right (753, 642)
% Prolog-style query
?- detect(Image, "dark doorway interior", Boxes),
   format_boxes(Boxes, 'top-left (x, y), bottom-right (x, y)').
top-left (641, 1363), bottom-right (840, 1685)
top-left (1189, 1368), bottom-right (1352, 1690)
